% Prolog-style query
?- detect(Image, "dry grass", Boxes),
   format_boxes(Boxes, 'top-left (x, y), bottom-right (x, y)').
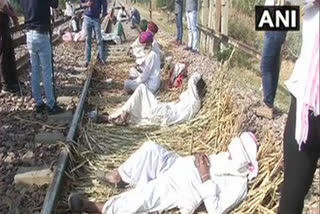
top-left (57, 64), bottom-right (284, 214)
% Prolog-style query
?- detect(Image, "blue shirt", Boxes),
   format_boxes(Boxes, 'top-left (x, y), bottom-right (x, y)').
top-left (130, 8), bottom-right (140, 23)
top-left (80, 0), bottom-right (107, 19)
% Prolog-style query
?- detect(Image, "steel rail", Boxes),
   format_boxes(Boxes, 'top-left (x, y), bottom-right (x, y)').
top-left (40, 1), bottom-right (117, 213)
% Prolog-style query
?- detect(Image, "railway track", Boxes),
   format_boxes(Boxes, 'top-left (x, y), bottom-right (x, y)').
top-left (41, 0), bottom-right (142, 213)
top-left (0, 3), bottom-right (119, 214)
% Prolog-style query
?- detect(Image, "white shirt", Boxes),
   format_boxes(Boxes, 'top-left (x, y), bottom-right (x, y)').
top-left (169, 152), bottom-right (248, 214)
top-left (136, 50), bottom-right (161, 93)
top-left (285, 6), bottom-right (319, 99)
top-left (285, 4), bottom-right (319, 145)
top-left (117, 9), bottom-right (127, 21)
top-left (131, 38), bottom-right (161, 65)
top-left (152, 39), bottom-right (161, 56)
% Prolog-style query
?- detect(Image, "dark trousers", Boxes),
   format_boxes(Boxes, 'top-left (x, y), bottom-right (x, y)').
top-left (278, 96), bottom-right (320, 214)
top-left (260, 31), bottom-right (286, 108)
top-left (175, 10), bottom-right (183, 42)
top-left (0, 12), bottom-right (18, 89)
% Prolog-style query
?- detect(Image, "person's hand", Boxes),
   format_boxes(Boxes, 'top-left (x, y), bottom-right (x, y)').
top-left (195, 153), bottom-right (211, 183)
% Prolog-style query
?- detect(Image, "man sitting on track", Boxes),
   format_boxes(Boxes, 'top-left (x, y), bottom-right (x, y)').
top-left (128, 21), bottom-right (162, 72)
top-left (105, 72), bottom-right (206, 126)
top-left (124, 31), bottom-right (161, 94)
top-left (68, 132), bottom-right (259, 214)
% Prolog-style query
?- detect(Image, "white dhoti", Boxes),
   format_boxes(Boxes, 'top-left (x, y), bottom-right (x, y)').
top-left (102, 142), bottom-right (179, 214)
top-left (118, 141), bottom-right (178, 186)
top-left (118, 73), bottom-right (203, 126)
top-left (102, 141), bottom-right (200, 214)
top-left (113, 84), bottom-right (158, 124)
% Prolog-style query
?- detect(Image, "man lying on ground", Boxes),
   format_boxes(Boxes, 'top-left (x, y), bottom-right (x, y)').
top-left (123, 31), bottom-right (161, 94)
top-left (68, 132), bottom-right (259, 214)
top-left (104, 72), bottom-right (206, 126)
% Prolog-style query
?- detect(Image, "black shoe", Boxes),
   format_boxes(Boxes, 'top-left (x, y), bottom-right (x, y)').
top-left (36, 103), bottom-right (46, 114)
top-left (47, 104), bottom-right (64, 115)
top-left (184, 46), bottom-right (192, 51)
top-left (191, 49), bottom-right (199, 54)
top-left (1, 84), bottom-right (19, 94)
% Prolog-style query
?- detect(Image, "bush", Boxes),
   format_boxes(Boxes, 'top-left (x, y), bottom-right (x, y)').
top-left (230, 0), bottom-right (264, 16)
top-left (283, 31), bottom-right (302, 60)
top-left (8, 0), bottom-right (22, 13)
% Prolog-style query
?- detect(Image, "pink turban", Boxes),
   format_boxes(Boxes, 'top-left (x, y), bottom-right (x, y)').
top-left (147, 21), bottom-right (158, 34)
top-left (139, 31), bottom-right (154, 44)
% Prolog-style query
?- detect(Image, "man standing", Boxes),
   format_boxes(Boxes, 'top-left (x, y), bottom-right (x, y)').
top-left (256, 0), bottom-right (287, 119)
top-left (0, 0), bottom-right (19, 94)
top-left (278, 1), bottom-right (319, 213)
top-left (175, 0), bottom-right (183, 45)
top-left (80, 0), bottom-right (108, 67)
top-left (19, 0), bottom-right (63, 114)
top-left (184, 0), bottom-right (198, 53)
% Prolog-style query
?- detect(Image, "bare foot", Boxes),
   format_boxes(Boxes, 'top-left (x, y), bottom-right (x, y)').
top-left (105, 169), bottom-right (122, 184)
top-left (97, 169), bottom-right (127, 188)
top-left (109, 112), bottom-right (129, 126)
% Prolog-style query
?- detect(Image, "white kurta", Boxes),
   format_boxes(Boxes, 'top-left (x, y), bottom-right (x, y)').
top-left (131, 38), bottom-right (161, 65)
top-left (117, 9), bottom-right (127, 22)
top-left (116, 72), bottom-right (202, 126)
top-left (124, 49), bottom-right (161, 94)
top-left (102, 141), bottom-right (249, 214)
